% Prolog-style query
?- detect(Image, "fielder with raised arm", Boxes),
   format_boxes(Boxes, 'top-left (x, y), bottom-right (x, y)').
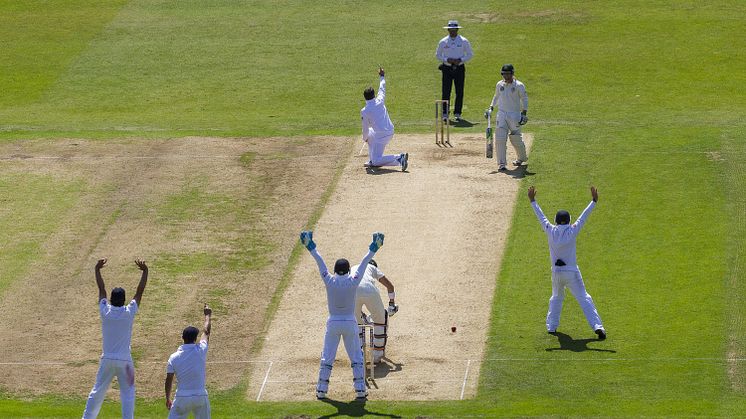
top-left (83, 259), bottom-right (149, 419)
top-left (353, 259), bottom-right (398, 364)
top-left (528, 186), bottom-right (607, 340)
top-left (361, 67), bottom-right (408, 171)
top-left (488, 64), bottom-right (528, 171)
top-left (300, 231), bottom-right (385, 401)
top-left (165, 304), bottom-right (213, 419)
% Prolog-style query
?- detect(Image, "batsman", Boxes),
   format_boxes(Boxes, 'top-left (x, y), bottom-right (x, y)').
top-left (353, 259), bottom-right (398, 365)
top-left (487, 64), bottom-right (529, 171)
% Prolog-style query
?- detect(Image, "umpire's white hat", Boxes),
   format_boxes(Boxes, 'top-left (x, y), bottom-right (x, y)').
top-left (443, 20), bottom-right (462, 29)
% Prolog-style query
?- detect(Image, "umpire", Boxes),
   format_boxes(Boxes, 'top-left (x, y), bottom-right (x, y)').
top-left (435, 20), bottom-right (473, 122)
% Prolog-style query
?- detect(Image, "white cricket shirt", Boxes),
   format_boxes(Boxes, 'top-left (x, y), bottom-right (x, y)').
top-left (435, 34), bottom-right (473, 65)
top-left (99, 298), bottom-right (138, 361)
top-left (361, 76), bottom-right (395, 143)
top-left (310, 249), bottom-right (375, 320)
top-left (531, 200), bottom-right (595, 272)
top-left (351, 263), bottom-right (385, 290)
top-left (490, 79), bottom-right (528, 113)
top-left (166, 341), bottom-right (209, 397)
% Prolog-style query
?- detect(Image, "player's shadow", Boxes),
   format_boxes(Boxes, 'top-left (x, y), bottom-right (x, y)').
top-left (365, 167), bottom-right (406, 175)
top-left (489, 165), bottom-right (535, 179)
top-left (370, 357), bottom-right (403, 381)
top-left (452, 118), bottom-right (475, 128)
top-left (545, 331), bottom-right (616, 353)
top-left (318, 398), bottom-right (402, 418)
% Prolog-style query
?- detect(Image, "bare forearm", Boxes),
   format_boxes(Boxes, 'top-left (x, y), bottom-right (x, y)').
top-left (95, 269), bottom-right (106, 300)
top-left (133, 269), bottom-right (148, 304)
top-left (201, 315), bottom-right (212, 343)
top-left (379, 276), bottom-right (395, 294)
top-left (165, 374), bottom-right (173, 400)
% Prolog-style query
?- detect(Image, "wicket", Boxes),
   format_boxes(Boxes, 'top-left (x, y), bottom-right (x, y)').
top-left (359, 324), bottom-right (375, 380)
top-left (435, 100), bottom-right (451, 146)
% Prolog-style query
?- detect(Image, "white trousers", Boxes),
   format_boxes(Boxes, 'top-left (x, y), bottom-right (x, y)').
top-left (168, 395), bottom-right (210, 419)
top-left (82, 358), bottom-right (135, 419)
top-left (317, 319), bottom-right (365, 394)
top-left (356, 286), bottom-right (387, 361)
top-left (367, 130), bottom-right (400, 167)
top-left (495, 111), bottom-right (527, 166)
top-left (546, 270), bottom-right (604, 332)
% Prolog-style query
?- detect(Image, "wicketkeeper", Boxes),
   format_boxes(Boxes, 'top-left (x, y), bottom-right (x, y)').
top-left (353, 259), bottom-right (398, 364)
top-left (300, 231), bottom-right (385, 401)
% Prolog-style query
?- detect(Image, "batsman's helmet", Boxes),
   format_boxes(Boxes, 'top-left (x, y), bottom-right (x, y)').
top-left (182, 326), bottom-right (199, 344)
top-left (334, 258), bottom-right (350, 275)
top-left (501, 63), bottom-right (515, 74)
top-left (110, 287), bottom-right (126, 307)
top-left (555, 210), bottom-right (571, 225)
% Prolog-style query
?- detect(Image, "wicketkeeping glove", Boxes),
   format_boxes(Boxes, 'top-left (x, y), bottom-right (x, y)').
top-left (387, 302), bottom-right (399, 317)
top-left (369, 232), bottom-right (385, 252)
top-left (300, 231), bottom-right (316, 251)
top-left (519, 114), bottom-right (529, 125)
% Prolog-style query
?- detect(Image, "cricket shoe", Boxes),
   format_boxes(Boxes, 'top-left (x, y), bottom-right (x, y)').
top-left (512, 159), bottom-right (524, 166)
top-left (355, 391), bottom-right (368, 401)
top-left (316, 390), bottom-right (327, 400)
top-left (454, 114), bottom-right (462, 122)
top-left (400, 153), bottom-right (409, 172)
top-left (498, 164), bottom-right (507, 171)
top-left (595, 328), bottom-right (607, 340)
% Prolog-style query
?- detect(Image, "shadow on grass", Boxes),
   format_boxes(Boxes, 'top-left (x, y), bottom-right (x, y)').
top-left (318, 398), bottom-right (402, 418)
top-left (489, 165), bottom-right (535, 179)
top-left (452, 118), bottom-right (475, 128)
top-left (546, 331), bottom-right (616, 353)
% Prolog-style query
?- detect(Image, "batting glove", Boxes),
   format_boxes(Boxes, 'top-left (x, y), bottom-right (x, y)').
top-left (369, 232), bottom-right (385, 252)
top-left (519, 114), bottom-right (529, 125)
top-left (300, 231), bottom-right (316, 251)
top-left (387, 302), bottom-right (399, 317)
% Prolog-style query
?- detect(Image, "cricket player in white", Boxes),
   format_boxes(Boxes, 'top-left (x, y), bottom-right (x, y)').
top-left (300, 230), bottom-right (385, 400)
top-left (528, 186), bottom-right (607, 340)
top-left (353, 259), bottom-right (398, 364)
top-left (83, 258), bottom-right (149, 419)
top-left (361, 67), bottom-right (408, 171)
top-left (165, 304), bottom-right (213, 419)
top-left (488, 63), bottom-right (529, 171)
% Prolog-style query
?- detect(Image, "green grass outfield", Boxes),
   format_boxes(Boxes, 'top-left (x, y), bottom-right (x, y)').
top-left (2, 0), bottom-right (745, 417)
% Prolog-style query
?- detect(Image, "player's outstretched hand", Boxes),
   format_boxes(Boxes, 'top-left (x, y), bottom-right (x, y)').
top-left (591, 186), bottom-right (599, 203)
top-left (95, 258), bottom-right (107, 270)
top-left (204, 303), bottom-right (212, 316)
top-left (369, 232), bottom-right (385, 252)
top-left (300, 231), bottom-right (316, 251)
top-left (528, 186), bottom-right (537, 202)
top-left (378, 67), bottom-right (385, 77)
top-left (134, 259), bottom-right (148, 271)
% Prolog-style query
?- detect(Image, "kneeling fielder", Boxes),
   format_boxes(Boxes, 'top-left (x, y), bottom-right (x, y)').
top-left (300, 230), bottom-right (385, 400)
top-left (353, 259), bottom-right (398, 364)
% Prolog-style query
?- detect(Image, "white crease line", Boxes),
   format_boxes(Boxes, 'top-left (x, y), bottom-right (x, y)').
top-left (460, 359), bottom-right (471, 400)
top-left (264, 379), bottom-right (464, 384)
top-left (256, 361), bottom-right (273, 402)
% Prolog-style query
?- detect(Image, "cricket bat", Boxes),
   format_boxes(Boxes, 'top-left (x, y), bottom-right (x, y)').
top-left (485, 110), bottom-right (493, 159)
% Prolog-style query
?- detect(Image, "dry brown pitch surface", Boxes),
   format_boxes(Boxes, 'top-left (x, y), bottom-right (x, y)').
top-left (248, 133), bottom-right (532, 401)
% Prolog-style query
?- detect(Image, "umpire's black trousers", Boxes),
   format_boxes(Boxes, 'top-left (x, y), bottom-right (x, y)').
top-left (440, 64), bottom-right (466, 117)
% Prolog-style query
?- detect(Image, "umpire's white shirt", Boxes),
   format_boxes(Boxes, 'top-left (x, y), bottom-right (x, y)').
top-left (99, 298), bottom-right (138, 361)
top-left (167, 341), bottom-right (209, 397)
top-left (435, 34), bottom-right (473, 65)
top-left (491, 79), bottom-right (528, 113)
top-left (361, 76), bottom-right (394, 144)
top-left (531, 201), bottom-right (595, 272)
